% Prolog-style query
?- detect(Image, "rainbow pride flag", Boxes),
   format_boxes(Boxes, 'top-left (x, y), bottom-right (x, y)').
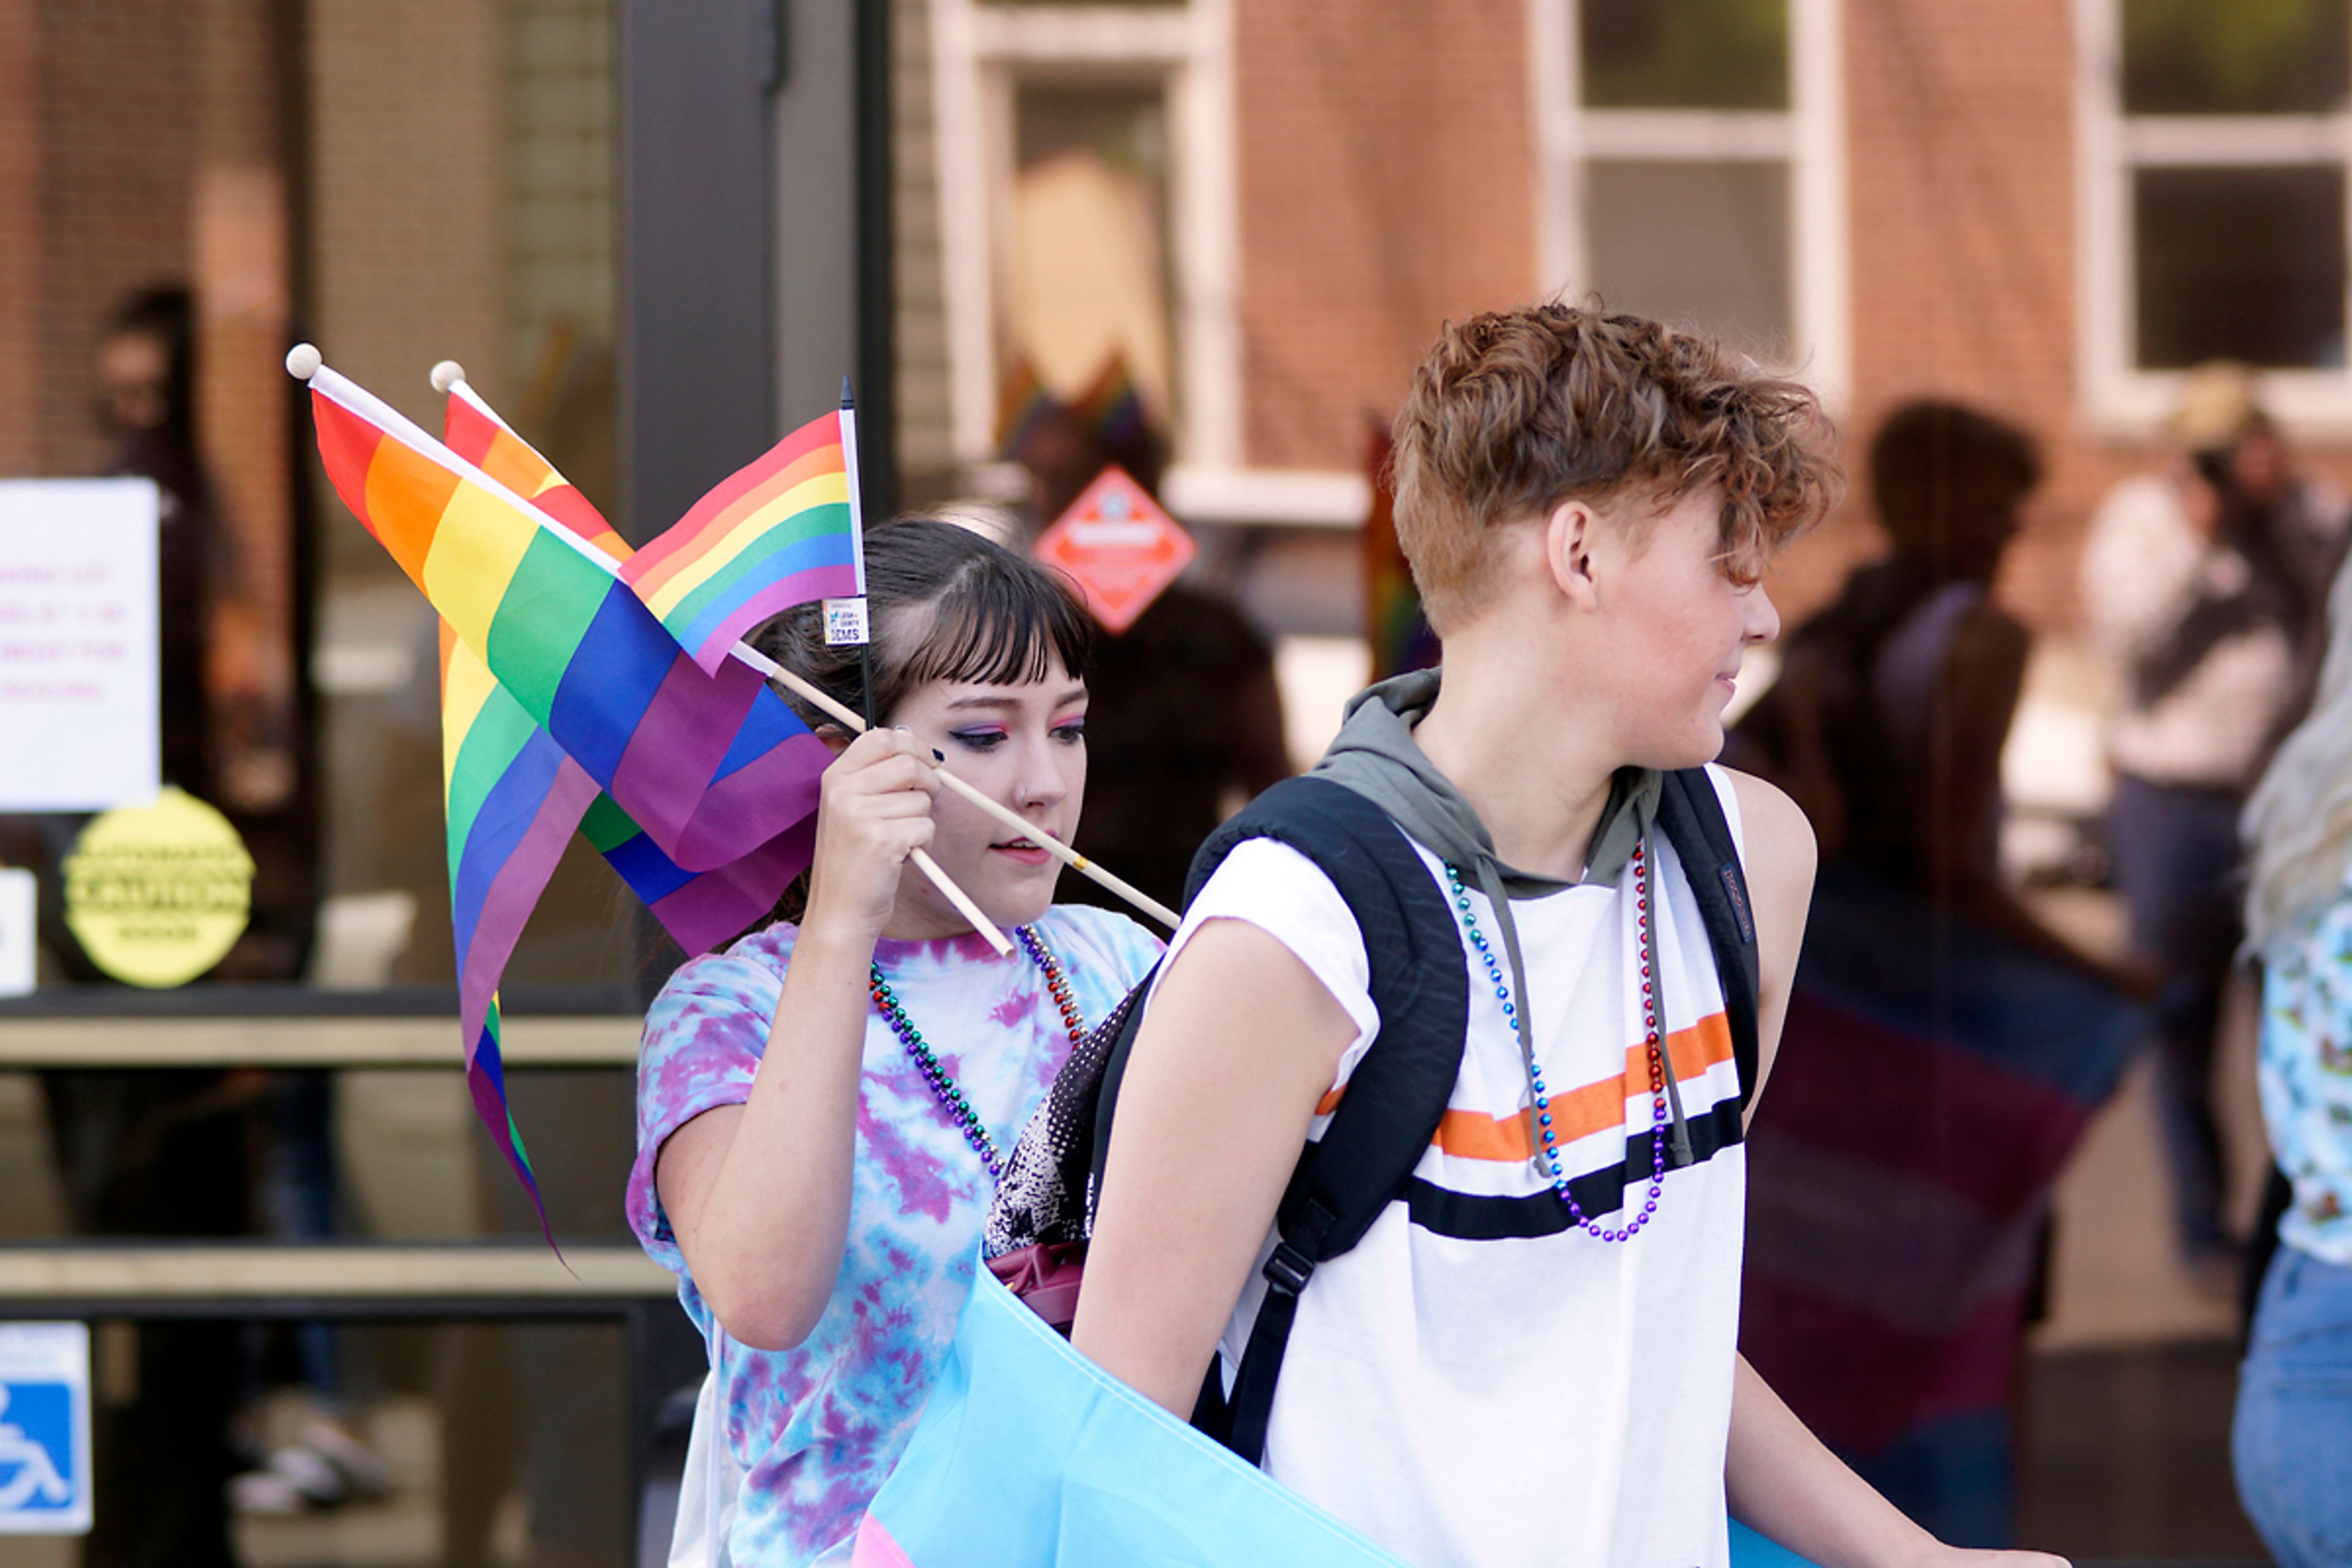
top-left (578, 793), bottom-right (813, 955)
top-left (1069, 351), bottom-right (1150, 453)
top-left (308, 364), bottom-right (829, 873)
top-left (435, 377), bottom-right (809, 954)
top-left (437, 620), bottom-right (600, 1223)
top-left (622, 405), bottom-right (864, 674)
top-left (303, 357), bottom-right (834, 1208)
top-left (441, 374), bottom-right (630, 562)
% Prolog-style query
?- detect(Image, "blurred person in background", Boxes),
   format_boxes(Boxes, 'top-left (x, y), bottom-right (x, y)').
top-left (2081, 364), bottom-right (2348, 1276)
top-left (1737, 401), bottom-right (2143, 982)
top-left (1004, 361), bottom-right (1290, 911)
top-left (2234, 545), bottom-right (2352, 1568)
top-left (1732, 401), bottom-right (2147, 1544)
top-left (95, 285), bottom-right (227, 795)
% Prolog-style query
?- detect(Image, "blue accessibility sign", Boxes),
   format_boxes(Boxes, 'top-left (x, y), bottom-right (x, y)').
top-left (0, 1324), bottom-right (91, 1534)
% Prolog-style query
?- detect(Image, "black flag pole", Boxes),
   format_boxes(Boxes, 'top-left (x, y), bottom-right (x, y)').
top-left (836, 374), bottom-right (878, 729)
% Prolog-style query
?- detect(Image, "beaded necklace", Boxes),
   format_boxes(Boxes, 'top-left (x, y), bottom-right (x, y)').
top-left (867, 924), bottom-right (1088, 1183)
top-left (1444, 838), bottom-right (1668, 1243)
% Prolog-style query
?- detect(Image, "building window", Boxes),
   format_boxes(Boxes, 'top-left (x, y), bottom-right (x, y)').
top-left (2079, 0), bottom-right (2352, 428)
top-left (928, 0), bottom-right (1241, 478)
top-left (1530, 0), bottom-right (1848, 399)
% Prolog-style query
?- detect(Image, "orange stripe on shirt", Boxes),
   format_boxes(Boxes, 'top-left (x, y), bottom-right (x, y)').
top-left (1311, 1012), bottom-right (1735, 1163)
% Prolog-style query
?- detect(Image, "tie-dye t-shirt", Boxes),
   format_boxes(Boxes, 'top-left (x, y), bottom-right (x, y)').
top-left (627, 903), bottom-right (1161, 1567)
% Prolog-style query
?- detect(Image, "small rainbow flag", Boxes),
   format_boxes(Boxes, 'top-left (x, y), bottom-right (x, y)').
top-left (1069, 351), bottom-right (1150, 453)
top-left (622, 404), bottom-right (865, 674)
top-left (995, 355), bottom-right (1058, 459)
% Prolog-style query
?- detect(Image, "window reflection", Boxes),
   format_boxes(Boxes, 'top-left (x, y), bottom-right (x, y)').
top-left (2134, 164), bottom-right (2347, 369)
top-left (1580, 0), bottom-right (1790, 111)
top-left (2122, 0), bottom-right (2350, 116)
top-left (1587, 158), bottom-right (1794, 358)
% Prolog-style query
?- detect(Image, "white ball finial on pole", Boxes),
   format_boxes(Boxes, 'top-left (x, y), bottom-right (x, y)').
top-left (284, 343), bottom-right (323, 382)
top-left (430, 360), bottom-right (467, 394)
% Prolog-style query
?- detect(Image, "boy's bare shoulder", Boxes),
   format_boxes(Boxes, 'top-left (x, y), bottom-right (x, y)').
top-left (1720, 767), bottom-right (1818, 900)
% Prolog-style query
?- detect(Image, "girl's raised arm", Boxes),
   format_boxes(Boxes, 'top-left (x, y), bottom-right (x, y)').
top-left (655, 727), bottom-right (938, 1351)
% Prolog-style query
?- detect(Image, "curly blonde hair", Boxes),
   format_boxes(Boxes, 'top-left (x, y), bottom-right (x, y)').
top-left (1390, 302), bottom-right (1842, 631)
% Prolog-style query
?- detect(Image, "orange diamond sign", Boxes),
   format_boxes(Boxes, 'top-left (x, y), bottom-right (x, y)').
top-left (1033, 466), bottom-right (1195, 635)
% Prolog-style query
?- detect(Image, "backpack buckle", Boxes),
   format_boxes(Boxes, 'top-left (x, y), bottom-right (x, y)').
top-left (1262, 1242), bottom-right (1315, 1296)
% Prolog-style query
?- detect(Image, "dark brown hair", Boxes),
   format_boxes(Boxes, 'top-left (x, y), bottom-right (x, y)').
top-left (1390, 302), bottom-right (1842, 631)
top-left (747, 515), bottom-right (1094, 729)
top-left (1868, 399), bottom-right (2041, 563)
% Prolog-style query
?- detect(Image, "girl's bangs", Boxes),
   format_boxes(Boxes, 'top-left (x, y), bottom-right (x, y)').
top-left (897, 560), bottom-right (1093, 693)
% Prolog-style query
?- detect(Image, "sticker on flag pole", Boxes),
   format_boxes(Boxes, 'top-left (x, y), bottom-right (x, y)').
top-left (1033, 466), bottom-right (1194, 635)
top-left (823, 597), bottom-right (870, 647)
top-left (0, 1322), bottom-right (92, 1533)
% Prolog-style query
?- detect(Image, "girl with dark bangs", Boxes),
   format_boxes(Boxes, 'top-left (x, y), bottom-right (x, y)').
top-left (624, 518), bottom-right (1164, 1567)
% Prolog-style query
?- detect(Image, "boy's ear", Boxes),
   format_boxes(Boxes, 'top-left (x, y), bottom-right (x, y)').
top-left (1542, 499), bottom-right (1604, 611)
top-left (815, 722), bottom-right (858, 758)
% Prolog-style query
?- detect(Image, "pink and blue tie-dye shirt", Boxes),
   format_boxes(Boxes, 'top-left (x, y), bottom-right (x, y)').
top-left (627, 903), bottom-right (1161, 1567)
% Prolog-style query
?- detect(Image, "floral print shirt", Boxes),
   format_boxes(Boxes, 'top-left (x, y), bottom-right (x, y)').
top-left (2260, 884), bottom-right (2352, 1267)
top-left (627, 904), bottom-right (1162, 1566)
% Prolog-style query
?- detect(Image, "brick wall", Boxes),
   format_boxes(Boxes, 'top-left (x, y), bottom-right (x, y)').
top-left (1834, 0), bottom-right (2095, 632)
top-left (1234, 0), bottom-right (1537, 473)
top-left (14, 0), bottom-right (197, 480)
top-left (0, 0), bottom-right (37, 476)
top-left (307, 0), bottom-right (505, 578)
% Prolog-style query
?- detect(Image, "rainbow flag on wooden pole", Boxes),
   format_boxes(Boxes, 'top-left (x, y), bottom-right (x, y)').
top-left (289, 344), bottom-right (835, 1221)
top-left (431, 363), bottom-right (816, 954)
top-left (620, 386), bottom-right (867, 676)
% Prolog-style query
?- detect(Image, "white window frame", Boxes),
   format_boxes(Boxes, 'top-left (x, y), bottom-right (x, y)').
top-left (2076, 0), bottom-right (2352, 435)
top-left (1526, 0), bottom-right (1850, 408)
top-left (929, 1), bottom-right (1243, 474)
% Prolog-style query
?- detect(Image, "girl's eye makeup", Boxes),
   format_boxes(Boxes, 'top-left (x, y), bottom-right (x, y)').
top-left (948, 726), bottom-right (1010, 752)
top-left (1052, 719), bottom-right (1087, 745)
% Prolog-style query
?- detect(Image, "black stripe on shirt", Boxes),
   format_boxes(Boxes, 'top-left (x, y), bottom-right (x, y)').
top-left (1400, 1095), bottom-right (1744, 1240)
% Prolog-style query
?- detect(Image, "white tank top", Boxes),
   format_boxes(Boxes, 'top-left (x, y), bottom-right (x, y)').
top-left (1167, 766), bottom-right (1750, 1568)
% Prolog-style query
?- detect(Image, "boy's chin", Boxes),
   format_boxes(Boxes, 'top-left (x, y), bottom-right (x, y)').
top-left (1632, 718), bottom-right (1727, 774)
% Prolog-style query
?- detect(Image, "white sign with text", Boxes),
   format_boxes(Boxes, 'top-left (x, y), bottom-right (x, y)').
top-left (0, 870), bottom-right (31, 997)
top-left (0, 480), bottom-right (161, 812)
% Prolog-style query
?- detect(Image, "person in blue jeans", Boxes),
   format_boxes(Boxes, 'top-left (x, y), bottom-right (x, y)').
top-left (2236, 546), bottom-right (2352, 1568)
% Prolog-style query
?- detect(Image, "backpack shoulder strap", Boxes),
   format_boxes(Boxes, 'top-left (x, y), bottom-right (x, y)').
top-left (1090, 775), bottom-right (1469, 1464)
top-left (1654, 766), bottom-right (1762, 1110)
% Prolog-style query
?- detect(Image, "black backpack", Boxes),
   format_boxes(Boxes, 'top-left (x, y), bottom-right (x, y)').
top-left (981, 771), bottom-right (1760, 1466)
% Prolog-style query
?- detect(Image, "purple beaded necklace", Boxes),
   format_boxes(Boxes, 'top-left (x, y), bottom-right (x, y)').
top-left (1445, 838), bottom-right (1668, 1242)
top-left (867, 925), bottom-right (1088, 1183)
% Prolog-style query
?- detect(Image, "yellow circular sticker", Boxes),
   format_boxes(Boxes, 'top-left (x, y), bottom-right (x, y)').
top-left (63, 787), bottom-right (254, 987)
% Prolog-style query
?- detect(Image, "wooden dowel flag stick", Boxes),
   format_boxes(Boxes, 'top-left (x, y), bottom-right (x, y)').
top-left (731, 646), bottom-right (1182, 929)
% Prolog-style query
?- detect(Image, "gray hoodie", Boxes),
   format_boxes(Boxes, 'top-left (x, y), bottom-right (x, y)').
top-left (1310, 669), bottom-right (1693, 1163)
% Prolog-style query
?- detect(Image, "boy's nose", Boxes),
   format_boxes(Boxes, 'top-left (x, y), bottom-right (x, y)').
top-left (1744, 585), bottom-right (1782, 644)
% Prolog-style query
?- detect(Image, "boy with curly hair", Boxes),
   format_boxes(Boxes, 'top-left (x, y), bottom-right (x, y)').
top-left (1072, 303), bottom-right (2066, 1568)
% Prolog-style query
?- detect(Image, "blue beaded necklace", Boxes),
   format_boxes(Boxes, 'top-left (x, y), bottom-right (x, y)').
top-left (867, 925), bottom-right (1088, 1184)
top-left (1444, 838), bottom-right (1669, 1243)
